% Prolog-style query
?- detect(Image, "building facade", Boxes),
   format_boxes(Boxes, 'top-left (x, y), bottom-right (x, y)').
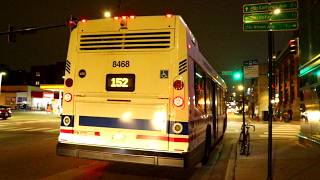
top-left (274, 40), bottom-right (300, 121)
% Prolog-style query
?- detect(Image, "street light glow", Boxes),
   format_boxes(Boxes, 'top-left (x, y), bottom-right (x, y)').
top-left (273, 8), bottom-right (281, 15)
top-left (104, 11), bottom-right (111, 18)
top-left (0, 71), bottom-right (7, 94)
top-left (238, 85), bottom-right (244, 91)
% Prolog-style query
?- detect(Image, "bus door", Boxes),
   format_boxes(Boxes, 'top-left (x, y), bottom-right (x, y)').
top-left (72, 53), bottom-right (171, 151)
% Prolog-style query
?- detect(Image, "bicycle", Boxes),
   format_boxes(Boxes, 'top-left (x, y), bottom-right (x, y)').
top-left (238, 123), bottom-right (255, 156)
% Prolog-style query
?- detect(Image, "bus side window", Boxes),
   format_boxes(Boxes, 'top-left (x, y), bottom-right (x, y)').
top-left (206, 79), bottom-right (213, 115)
top-left (194, 63), bottom-right (205, 113)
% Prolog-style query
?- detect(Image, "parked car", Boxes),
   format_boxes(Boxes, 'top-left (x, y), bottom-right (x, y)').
top-left (0, 105), bottom-right (12, 120)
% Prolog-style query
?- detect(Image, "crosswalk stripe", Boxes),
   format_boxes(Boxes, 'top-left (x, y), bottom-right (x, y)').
top-left (259, 135), bottom-right (297, 138)
top-left (0, 127), bottom-right (59, 132)
top-left (25, 128), bottom-right (53, 131)
top-left (5, 127), bottom-right (33, 131)
top-left (263, 132), bottom-right (298, 134)
top-left (45, 129), bottom-right (59, 133)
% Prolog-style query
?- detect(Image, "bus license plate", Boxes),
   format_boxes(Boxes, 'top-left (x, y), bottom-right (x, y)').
top-left (106, 74), bottom-right (135, 92)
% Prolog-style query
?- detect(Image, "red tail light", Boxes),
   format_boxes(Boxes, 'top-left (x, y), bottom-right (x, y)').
top-left (80, 19), bottom-right (87, 23)
top-left (129, 15), bottom-right (135, 19)
top-left (173, 80), bottom-right (184, 90)
top-left (65, 78), bottom-right (73, 87)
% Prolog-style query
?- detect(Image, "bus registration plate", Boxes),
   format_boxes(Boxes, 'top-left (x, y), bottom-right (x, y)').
top-left (106, 74), bottom-right (135, 92)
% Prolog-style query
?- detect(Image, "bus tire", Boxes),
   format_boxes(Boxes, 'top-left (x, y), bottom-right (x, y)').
top-left (201, 126), bottom-right (211, 165)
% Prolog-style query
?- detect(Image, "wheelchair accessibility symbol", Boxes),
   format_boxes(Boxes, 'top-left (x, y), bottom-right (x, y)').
top-left (160, 70), bottom-right (168, 79)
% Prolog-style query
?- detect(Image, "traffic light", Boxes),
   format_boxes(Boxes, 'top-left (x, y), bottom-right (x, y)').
top-left (8, 24), bottom-right (16, 43)
top-left (67, 16), bottom-right (79, 31)
top-left (288, 39), bottom-right (298, 54)
top-left (233, 71), bottom-right (243, 81)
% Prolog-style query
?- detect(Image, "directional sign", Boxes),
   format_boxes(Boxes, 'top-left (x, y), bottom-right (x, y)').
top-left (243, 11), bottom-right (298, 23)
top-left (243, 0), bottom-right (298, 13)
top-left (243, 21), bottom-right (298, 31)
top-left (243, 60), bottom-right (259, 79)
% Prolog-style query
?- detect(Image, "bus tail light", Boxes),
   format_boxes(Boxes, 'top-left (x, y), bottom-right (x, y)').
top-left (173, 96), bottom-right (184, 107)
top-left (173, 80), bottom-right (184, 90)
top-left (65, 78), bottom-right (73, 87)
top-left (64, 93), bottom-right (72, 102)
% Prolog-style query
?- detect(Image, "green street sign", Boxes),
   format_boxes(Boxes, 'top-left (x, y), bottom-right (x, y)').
top-left (243, 0), bottom-right (298, 13)
top-left (243, 21), bottom-right (298, 31)
top-left (243, 11), bottom-right (298, 23)
top-left (221, 71), bottom-right (233, 76)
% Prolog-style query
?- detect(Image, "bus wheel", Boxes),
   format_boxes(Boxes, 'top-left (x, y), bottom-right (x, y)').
top-left (201, 127), bottom-right (211, 165)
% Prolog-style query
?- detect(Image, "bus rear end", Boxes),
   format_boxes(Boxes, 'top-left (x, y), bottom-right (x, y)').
top-left (57, 15), bottom-right (189, 167)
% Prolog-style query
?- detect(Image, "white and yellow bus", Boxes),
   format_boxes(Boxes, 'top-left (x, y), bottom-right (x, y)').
top-left (57, 15), bottom-right (227, 168)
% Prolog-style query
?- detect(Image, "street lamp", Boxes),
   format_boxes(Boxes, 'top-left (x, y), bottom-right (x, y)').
top-left (0, 72), bottom-right (7, 94)
top-left (273, 8), bottom-right (281, 15)
top-left (104, 11), bottom-right (111, 18)
top-left (238, 85), bottom-right (244, 91)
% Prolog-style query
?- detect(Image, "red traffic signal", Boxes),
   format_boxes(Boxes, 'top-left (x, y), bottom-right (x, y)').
top-left (67, 17), bottom-right (78, 30)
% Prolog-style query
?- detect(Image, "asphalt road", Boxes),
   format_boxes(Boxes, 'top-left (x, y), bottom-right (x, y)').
top-left (0, 111), bottom-right (302, 179)
top-left (0, 111), bottom-right (239, 179)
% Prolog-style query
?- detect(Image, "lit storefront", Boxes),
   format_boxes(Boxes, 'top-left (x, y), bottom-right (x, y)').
top-left (39, 84), bottom-right (63, 114)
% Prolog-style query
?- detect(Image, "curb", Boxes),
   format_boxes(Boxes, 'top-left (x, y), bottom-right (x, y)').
top-left (224, 142), bottom-right (237, 180)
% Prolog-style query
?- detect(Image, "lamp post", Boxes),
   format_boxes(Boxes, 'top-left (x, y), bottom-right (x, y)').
top-left (0, 72), bottom-right (7, 94)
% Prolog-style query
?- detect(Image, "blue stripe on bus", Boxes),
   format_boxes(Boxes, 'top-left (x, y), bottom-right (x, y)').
top-left (78, 116), bottom-right (189, 135)
top-left (79, 116), bottom-right (159, 131)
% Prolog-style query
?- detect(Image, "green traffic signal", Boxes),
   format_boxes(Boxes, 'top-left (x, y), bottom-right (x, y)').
top-left (233, 71), bottom-right (243, 80)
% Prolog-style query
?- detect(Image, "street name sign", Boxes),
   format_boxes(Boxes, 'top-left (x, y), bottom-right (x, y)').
top-left (243, 21), bottom-right (298, 31)
top-left (243, 0), bottom-right (298, 13)
top-left (221, 71), bottom-right (233, 76)
top-left (243, 11), bottom-right (298, 23)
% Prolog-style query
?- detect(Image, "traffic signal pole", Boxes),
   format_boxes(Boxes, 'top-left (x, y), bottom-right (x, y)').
top-left (267, 28), bottom-right (274, 180)
top-left (242, 66), bottom-right (246, 134)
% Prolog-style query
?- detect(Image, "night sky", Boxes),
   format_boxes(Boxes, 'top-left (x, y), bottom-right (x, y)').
top-left (0, 0), bottom-right (293, 73)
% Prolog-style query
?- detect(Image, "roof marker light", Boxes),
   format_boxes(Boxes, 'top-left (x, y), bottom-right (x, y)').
top-left (166, 14), bottom-right (173, 18)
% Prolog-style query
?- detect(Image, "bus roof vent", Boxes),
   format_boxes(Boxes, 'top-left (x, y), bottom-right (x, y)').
top-left (79, 31), bottom-right (172, 51)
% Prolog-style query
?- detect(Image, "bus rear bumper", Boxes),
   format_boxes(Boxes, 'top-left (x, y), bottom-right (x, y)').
top-left (56, 142), bottom-right (186, 167)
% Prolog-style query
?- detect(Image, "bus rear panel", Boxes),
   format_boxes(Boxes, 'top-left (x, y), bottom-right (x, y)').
top-left (57, 15), bottom-right (190, 167)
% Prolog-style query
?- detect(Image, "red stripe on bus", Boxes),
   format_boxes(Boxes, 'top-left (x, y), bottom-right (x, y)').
top-left (60, 129), bottom-right (74, 134)
top-left (95, 132), bottom-right (100, 136)
top-left (136, 135), bottom-right (189, 142)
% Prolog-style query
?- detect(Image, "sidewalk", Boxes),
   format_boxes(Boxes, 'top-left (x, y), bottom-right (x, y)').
top-left (225, 120), bottom-right (320, 180)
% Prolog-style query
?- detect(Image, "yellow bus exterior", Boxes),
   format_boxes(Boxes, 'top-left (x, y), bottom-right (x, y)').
top-left (57, 15), bottom-right (227, 168)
